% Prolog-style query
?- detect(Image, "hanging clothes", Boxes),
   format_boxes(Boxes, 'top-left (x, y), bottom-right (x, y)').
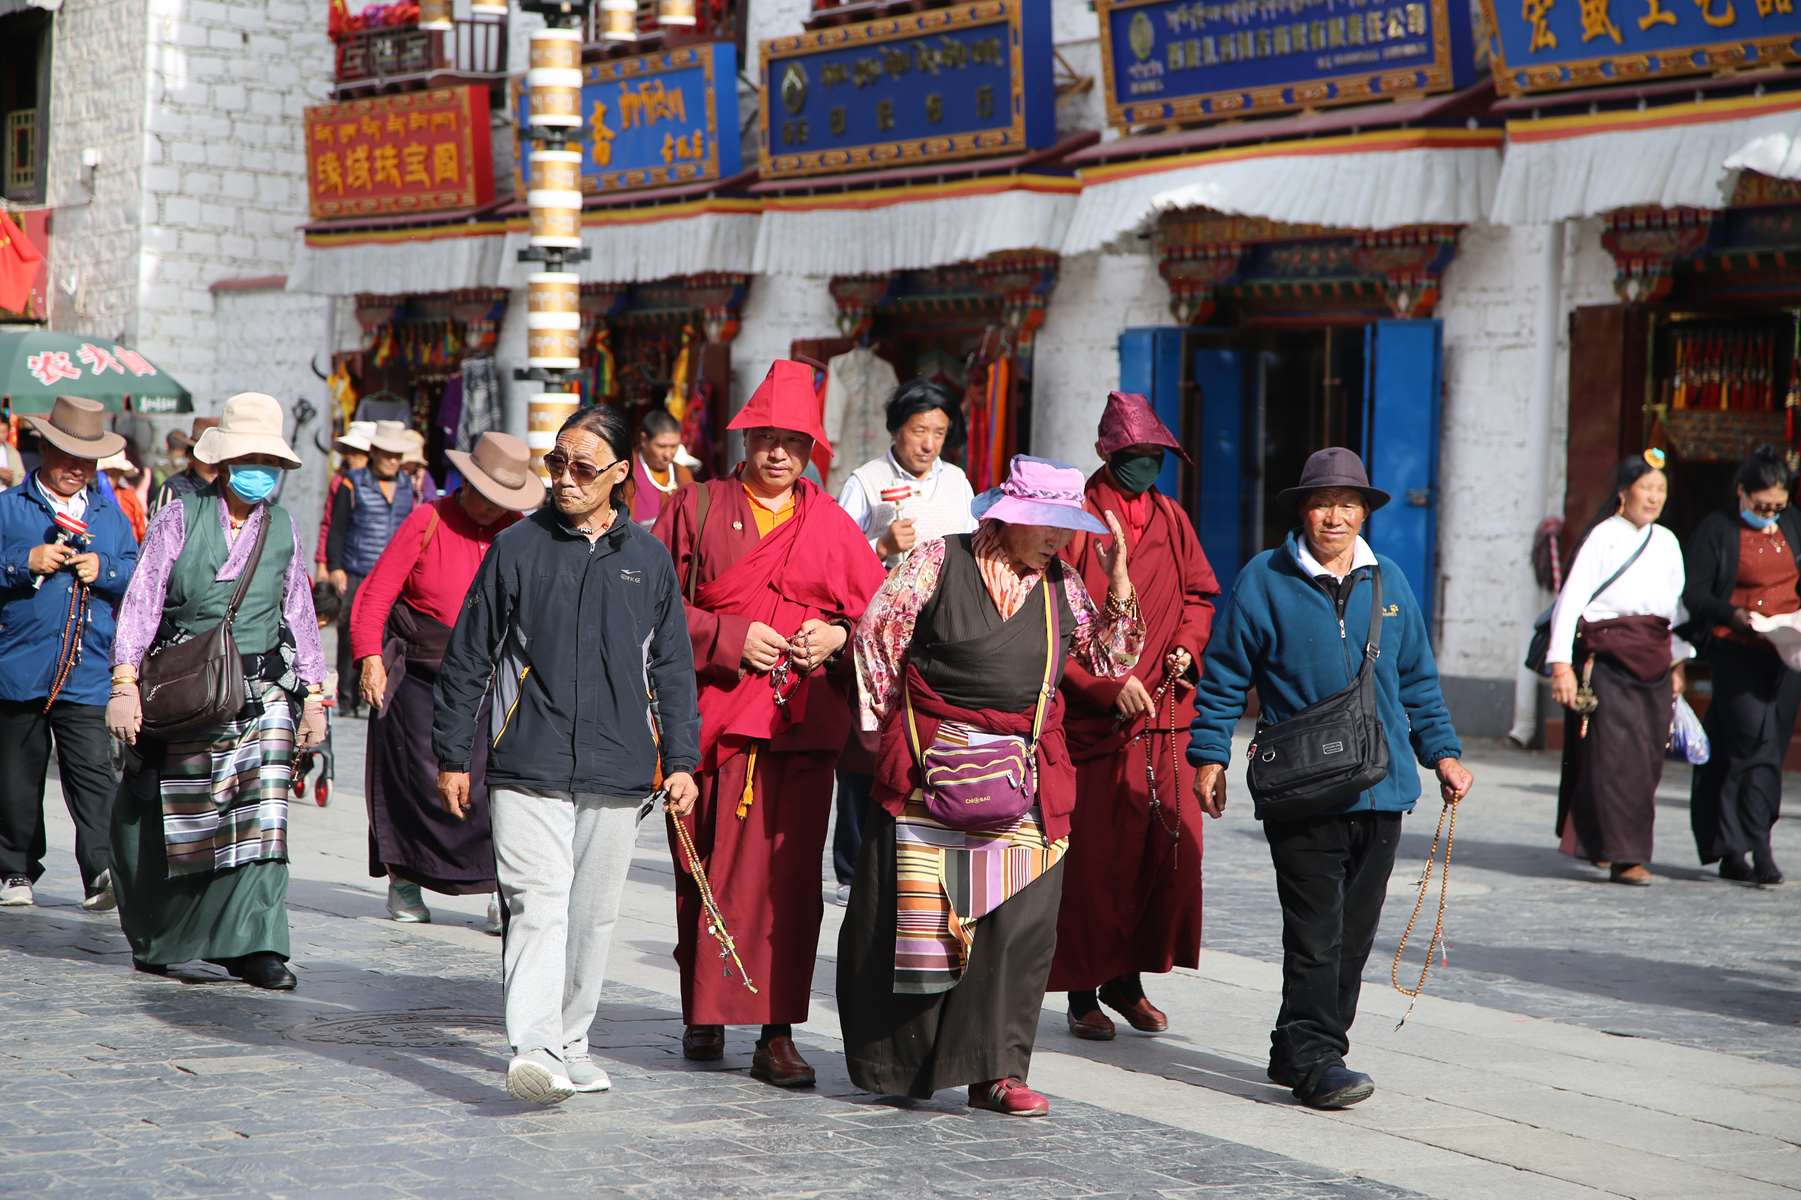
top-left (823, 348), bottom-right (899, 493)
top-left (457, 356), bottom-right (501, 450)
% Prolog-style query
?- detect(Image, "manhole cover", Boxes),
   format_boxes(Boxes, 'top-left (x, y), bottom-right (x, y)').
top-left (289, 1011), bottom-right (505, 1048)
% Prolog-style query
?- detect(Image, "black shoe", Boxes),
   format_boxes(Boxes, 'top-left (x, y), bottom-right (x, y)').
top-left (132, 959), bottom-right (167, 976)
top-left (1719, 855), bottom-right (1755, 883)
top-left (1293, 1065), bottom-right (1376, 1110)
top-left (1755, 861), bottom-right (1785, 887)
top-left (1267, 1062), bottom-right (1298, 1088)
top-left (225, 952), bottom-right (296, 990)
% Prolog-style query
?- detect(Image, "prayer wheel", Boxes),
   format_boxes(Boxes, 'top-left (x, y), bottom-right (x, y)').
top-left (526, 65), bottom-right (584, 128)
top-left (658, 0), bottom-right (697, 25)
top-left (526, 392), bottom-right (583, 479)
top-left (528, 148), bottom-right (582, 195)
top-left (527, 189), bottom-right (583, 249)
top-left (528, 26), bottom-right (582, 72)
top-left (528, 272), bottom-right (582, 320)
top-left (469, 0), bottom-right (509, 15)
top-left (417, 0), bottom-right (452, 30)
top-left (600, 0), bottom-right (640, 41)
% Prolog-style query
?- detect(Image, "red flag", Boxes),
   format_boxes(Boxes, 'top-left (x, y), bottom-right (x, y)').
top-left (0, 209), bottom-right (44, 316)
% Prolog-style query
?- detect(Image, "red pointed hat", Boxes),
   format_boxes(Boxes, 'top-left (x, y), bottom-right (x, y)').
top-left (727, 359), bottom-right (831, 454)
top-left (1097, 390), bottom-right (1191, 462)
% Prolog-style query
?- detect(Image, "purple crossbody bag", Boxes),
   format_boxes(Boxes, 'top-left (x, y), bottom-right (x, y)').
top-left (905, 577), bottom-right (1058, 831)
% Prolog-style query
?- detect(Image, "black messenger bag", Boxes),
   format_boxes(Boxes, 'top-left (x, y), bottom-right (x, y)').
top-left (1246, 568), bottom-right (1390, 822)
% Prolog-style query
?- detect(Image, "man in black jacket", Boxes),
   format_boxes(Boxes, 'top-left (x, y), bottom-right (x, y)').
top-left (433, 406), bottom-right (700, 1106)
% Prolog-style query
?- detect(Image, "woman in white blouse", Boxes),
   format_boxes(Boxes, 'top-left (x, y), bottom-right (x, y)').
top-left (1545, 450), bottom-right (1687, 886)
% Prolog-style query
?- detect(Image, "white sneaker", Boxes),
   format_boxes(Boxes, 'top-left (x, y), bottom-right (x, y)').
top-left (385, 880), bottom-right (431, 923)
top-left (83, 869), bottom-right (116, 912)
top-left (564, 1056), bottom-right (612, 1093)
top-left (0, 876), bottom-right (33, 907)
top-left (484, 893), bottom-right (504, 936)
top-left (506, 1052), bottom-right (576, 1105)
top-left (832, 883), bottom-right (851, 907)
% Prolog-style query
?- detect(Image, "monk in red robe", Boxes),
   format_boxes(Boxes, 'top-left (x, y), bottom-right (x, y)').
top-left (653, 360), bottom-right (886, 1088)
top-left (1048, 391), bottom-right (1220, 1039)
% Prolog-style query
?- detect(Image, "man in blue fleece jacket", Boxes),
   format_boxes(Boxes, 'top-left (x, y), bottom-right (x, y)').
top-left (1189, 448), bottom-right (1474, 1111)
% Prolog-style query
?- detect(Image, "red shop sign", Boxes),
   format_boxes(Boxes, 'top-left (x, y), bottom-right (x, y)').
top-left (304, 85), bottom-right (494, 220)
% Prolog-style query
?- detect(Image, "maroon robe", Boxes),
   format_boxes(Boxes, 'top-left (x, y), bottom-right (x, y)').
top-left (1047, 476), bottom-right (1219, 992)
top-left (654, 477), bottom-right (885, 1024)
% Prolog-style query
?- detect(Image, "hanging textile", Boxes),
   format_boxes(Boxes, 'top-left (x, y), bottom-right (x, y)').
top-left (823, 347), bottom-right (900, 489)
top-left (457, 356), bottom-right (500, 450)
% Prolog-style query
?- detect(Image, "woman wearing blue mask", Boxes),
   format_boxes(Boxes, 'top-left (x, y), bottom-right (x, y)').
top-left (105, 392), bottom-right (327, 988)
top-left (1679, 444), bottom-right (1801, 888)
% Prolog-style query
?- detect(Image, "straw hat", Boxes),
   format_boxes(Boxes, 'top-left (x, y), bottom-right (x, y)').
top-left (369, 420), bottom-right (413, 455)
top-left (400, 428), bottom-right (428, 466)
top-left (192, 392), bottom-right (303, 469)
top-left (972, 455), bottom-right (1109, 535)
top-left (446, 432), bottom-right (545, 512)
top-left (25, 396), bottom-right (126, 461)
top-left (333, 420), bottom-right (375, 453)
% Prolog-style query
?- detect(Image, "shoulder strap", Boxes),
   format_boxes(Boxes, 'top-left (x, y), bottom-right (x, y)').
top-left (1585, 526), bottom-right (1654, 609)
top-left (685, 483), bottom-right (713, 604)
top-left (223, 507), bottom-right (274, 625)
top-left (419, 506), bottom-right (442, 553)
top-left (1357, 566), bottom-right (1386, 680)
top-left (1029, 567), bottom-right (1060, 747)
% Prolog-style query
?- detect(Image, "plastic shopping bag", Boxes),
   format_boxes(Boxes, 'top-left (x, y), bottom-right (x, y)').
top-left (1668, 694), bottom-right (1710, 766)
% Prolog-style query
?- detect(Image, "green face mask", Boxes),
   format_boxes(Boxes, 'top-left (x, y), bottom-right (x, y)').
top-left (1108, 449), bottom-right (1164, 495)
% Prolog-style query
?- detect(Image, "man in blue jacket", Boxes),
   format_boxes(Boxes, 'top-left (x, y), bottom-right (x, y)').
top-left (0, 397), bottom-right (140, 910)
top-left (1190, 447), bottom-right (1473, 1111)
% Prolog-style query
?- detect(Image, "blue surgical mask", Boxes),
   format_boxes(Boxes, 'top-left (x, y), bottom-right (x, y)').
top-left (228, 464), bottom-right (280, 504)
top-left (1741, 508), bottom-right (1780, 531)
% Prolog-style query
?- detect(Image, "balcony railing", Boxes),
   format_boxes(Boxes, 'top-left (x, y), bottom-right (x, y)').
top-left (333, 17), bottom-right (507, 96)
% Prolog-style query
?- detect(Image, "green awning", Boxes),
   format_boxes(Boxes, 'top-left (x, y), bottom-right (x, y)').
top-left (0, 330), bottom-right (192, 414)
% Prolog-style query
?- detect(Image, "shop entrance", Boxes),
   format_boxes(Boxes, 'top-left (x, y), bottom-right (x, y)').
top-left (1121, 319), bottom-right (1444, 625)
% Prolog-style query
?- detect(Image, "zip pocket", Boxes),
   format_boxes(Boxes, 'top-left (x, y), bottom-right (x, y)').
top-left (491, 665), bottom-right (531, 749)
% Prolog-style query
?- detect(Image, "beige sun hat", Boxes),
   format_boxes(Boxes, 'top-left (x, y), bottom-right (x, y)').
top-left (333, 420), bottom-right (375, 453)
top-left (369, 420), bottom-right (413, 455)
top-left (26, 396), bottom-right (127, 461)
top-left (192, 392), bottom-right (303, 469)
top-left (400, 428), bottom-right (428, 466)
top-left (98, 450), bottom-right (135, 473)
top-left (446, 432), bottom-right (545, 512)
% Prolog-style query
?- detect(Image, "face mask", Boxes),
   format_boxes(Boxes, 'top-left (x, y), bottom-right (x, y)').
top-left (228, 464), bottom-right (280, 503)
top-left (1741, 508), bottom-right (1780, 531)
top-left (1108, 449), bottom-right (1164, 496)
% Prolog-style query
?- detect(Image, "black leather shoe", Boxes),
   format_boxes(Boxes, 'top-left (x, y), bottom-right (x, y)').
top-left (1720, 855), bottom-right (1755, 883)
top-left (228, 952), bottom-right (297, 990)
top-left (1755, 862), bottom-right (1785, 887)
top-left (1293, 1065), bottom-right (1375, 1110)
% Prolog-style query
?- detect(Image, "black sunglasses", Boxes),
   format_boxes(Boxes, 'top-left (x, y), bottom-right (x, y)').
top-left (543, 451), bottom-right (619, 484)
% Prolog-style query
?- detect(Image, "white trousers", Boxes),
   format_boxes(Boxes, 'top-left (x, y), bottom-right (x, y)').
top-left (490, 787), bottom-right (644, 1061)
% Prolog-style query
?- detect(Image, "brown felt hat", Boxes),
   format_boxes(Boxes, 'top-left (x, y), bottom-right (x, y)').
top-left (26, 396), bottom-right (126, 461)
top-left (1277, 447), bottom-right (1390, 511)
top-left (447, 432), bottom-right (545, 512)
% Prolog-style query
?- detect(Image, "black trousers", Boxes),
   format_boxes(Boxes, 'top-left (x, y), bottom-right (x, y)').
top-left (1264, 811), bottom-right (1402, 1081)
top-left (0, 699), bottom-right (117, 888)
top-left (1690, 642), bottom-right (1801, 864)
top-left (832, 770), bottom-right (871, 886)
top-left (335, 570), bottom-right (365, 710)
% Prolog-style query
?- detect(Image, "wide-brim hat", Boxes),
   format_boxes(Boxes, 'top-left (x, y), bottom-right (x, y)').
top-left (1276, 446), bottom-right (1390, 511)
top-left (97, 450), bottom-right (135, 473)
top-left (25, 395), bottom-right (126, 461)
top-left (447, 432), bottom-right (545, 512)
top-left (369, 420), bottom-right (413, 455)
top-left (400, 428), bottom-right (428, 466)
top-left (193, 392), bottom-right (302, 469)
top-left (334, 420), bottom-right (375, 453)
top-left (972, 454), bottom-right (1109, 535)
top-left (727, 360), bottom-right (831, 453)
top-left (1097, 391), bottom-right (1191, 463)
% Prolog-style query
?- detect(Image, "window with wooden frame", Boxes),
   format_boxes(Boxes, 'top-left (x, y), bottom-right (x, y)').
top-left (0, 9), bottom-right (52, 205)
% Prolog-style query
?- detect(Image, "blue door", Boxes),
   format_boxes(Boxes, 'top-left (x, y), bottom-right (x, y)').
top-left (1116, 327), bottom-right (1185, 498)
top-left (1362, 319), bottom-right (1444, 631)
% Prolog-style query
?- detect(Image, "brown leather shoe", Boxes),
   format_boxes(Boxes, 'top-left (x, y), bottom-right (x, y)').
top-left (1099, 982), bottom-right (1169, 1033)
top-left (1610, 863), bottom-right (1653, 886)
top-left (749, 1035), bottom-right (816, 1088)
top-left (1066, 1007), bottom-right (1116, 1041)
top-left (682, 1024), bottom-right (724, 1061)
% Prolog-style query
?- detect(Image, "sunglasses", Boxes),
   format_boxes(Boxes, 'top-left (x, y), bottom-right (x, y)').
top-left (542, 451), bottom-right (619, 485)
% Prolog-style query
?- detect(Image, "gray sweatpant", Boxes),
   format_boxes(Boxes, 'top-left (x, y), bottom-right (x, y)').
top-left (490, 786), bottom-right (645, 1062)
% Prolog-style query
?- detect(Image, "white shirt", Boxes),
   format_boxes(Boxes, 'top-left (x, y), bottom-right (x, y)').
top-left (35, 472), bottom-right (88, 523)
top-left (837, 449), bottom-right (976, 564)
top-left (1545, 515), bottom-right (1689, 665)
top-left (1294, 534), bottom-right (1378, 582)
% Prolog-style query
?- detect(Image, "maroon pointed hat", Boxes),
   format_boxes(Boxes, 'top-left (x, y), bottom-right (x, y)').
top-left (1096, 391), bottom-right (1190, 463)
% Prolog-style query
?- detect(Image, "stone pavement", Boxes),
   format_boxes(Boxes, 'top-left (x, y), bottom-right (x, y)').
top-left (2, 719), bottom-right (1798, 1199)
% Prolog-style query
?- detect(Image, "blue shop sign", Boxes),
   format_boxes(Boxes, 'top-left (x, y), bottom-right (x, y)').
top-left (1481, 0), bottom-right (1801, 94)
top-left (758, 0), bottom-right (1056, 180)
top-left (513, 42), bottom-right (742, 195)
top-left (1098, 0), bottom-right (1475, 126)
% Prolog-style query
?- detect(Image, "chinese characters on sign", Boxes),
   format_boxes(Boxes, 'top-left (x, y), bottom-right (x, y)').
top-left (305, 85), bottom-right (494, 219)
top-left (1484, 0), bottom-right (1800, 92)
top-left (25, 344), bottom-right (159, 387)
top-left (1099, 0), bottom-right (1474, 126)
top-left (514, 43), bottom-right (741, 196)
top-left (759, 0), bottom-right (1056, 180)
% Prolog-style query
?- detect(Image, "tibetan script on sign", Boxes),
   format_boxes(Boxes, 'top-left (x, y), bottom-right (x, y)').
top-left (1483, 0), bottom-right (1801, 93)
top-left (1098, 0), bottom-right (1476, 126)
top-left (304, 86), bottom-right (494, 219)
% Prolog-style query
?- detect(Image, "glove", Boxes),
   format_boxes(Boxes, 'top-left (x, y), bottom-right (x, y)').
top-left (297, 697), bottom-right (327, 750)
top-left (106, 683), bottom-right (142, 745)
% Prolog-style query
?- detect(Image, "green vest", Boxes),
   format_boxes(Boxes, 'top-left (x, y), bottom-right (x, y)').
top-left (164, 490), bottom-right (294, 655)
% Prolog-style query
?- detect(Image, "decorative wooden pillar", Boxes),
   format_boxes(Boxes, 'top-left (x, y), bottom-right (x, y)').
top-left (1601, 207), bottom-right (1715, 304)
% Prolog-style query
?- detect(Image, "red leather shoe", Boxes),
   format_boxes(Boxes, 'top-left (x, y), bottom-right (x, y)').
top-left (682, 1024), bottom-right (724, 1061)
top-left (749, 1036), bottom-right (816, 1088)
top-left (969, 1077), bottom-right (1050, 1117)
top-left (1099, 981), bottom-right (1169, 1033)
top-left (1066, 1007), bottom-right (1116, 1041)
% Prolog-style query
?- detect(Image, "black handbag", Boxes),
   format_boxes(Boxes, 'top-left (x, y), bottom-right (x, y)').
top-left (1245, 568), bottom-right (1390, 822)
top-left (139, 512), bottom-right (272, 741)
top-left (1523, 527), bottom-right (1651, 676)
